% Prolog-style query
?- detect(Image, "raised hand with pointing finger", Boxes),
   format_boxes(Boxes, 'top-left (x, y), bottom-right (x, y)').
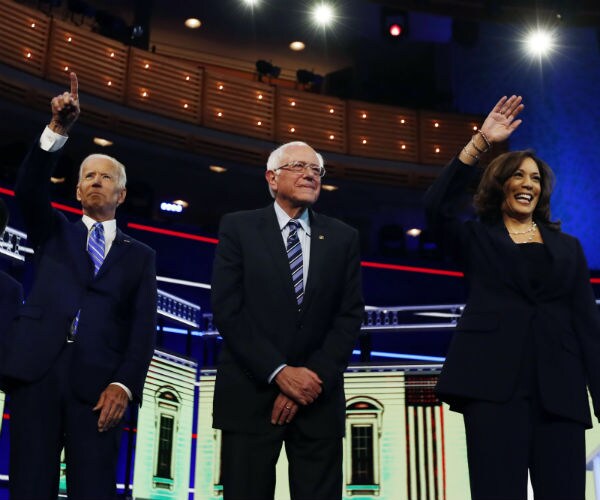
top-left (49, 72), bottom-right (80, 136)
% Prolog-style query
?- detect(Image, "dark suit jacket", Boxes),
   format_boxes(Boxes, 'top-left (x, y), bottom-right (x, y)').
top-left (4, 142), bottom-right (157, 404)
top-left (211, 205), bottom-right (364, 438)
top-left (0, 270), bottom-right (22, 361)
top-left (425, 157), bottom-right (600, 427)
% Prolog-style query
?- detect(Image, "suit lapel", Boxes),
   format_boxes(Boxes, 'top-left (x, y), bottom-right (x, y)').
top-left (258, 206), bottom-right (298, 304)
top-left (69, 220), bottom-right (94, 284)
top-left (537, 223), bottom-right (572, 298)
top-left (95, 228), bottom-right (131, 280)
top-left (301, 210), bottom-right (326, 314)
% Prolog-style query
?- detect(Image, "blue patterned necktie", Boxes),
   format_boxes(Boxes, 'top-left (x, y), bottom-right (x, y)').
top-left (286, 219), bottom-right (304, 307)
top-left (70, 222), bottom-right (106, 340)
top-left (88, 222), bottom-right (106, 275)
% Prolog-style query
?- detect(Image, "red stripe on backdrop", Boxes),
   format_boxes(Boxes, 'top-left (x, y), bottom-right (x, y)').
top-left (361, 260), bottom-right (464, 277)
top-left (127, 223), bottom-right (219, 244)
top-left (2, 187), bottom-right (599, 284)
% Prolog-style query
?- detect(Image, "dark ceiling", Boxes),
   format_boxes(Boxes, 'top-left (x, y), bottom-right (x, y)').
top-left (7, 0), bottom-right (600, 243)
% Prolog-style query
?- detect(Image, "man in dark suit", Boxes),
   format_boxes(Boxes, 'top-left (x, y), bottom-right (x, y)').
top-left (211, 141), bottom-right (364, 499)
top-left (0, 198), bottom-right (23, 367)
top-left (5, 73), bottom-right (157, 499)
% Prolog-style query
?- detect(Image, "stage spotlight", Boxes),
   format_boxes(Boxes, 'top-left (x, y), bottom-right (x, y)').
top-left (255, 60), bottom-right (280, 81)
top-left (67, 0), bottom-right (95, 25)
top-left (311, 3), bottom-right (335, 28)
top-left (382, 8), bottom-right (407, 41)
top-left (95, 10), bottom-right (129, 42)
top-left (525, 29), bottom-right (555, 57)
top-left (296, 69), bottom-right (315, 85)
top-left (296, 69), bottom-right (323, 92)
top-left (241, 0), bottom-right (260, 5)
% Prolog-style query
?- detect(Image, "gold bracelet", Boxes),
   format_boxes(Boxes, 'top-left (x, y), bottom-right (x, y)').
top-left (470, 138), bottom-right (485, 153)
top-left (477, 130), bottom-right (491, 152)
top-left (462, 145), bottom-right (479, 161)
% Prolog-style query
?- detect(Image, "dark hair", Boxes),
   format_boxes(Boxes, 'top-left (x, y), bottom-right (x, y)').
top-left (473, 150), bottom-right (560, 230)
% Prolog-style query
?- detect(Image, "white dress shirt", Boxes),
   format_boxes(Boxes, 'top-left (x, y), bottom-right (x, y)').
top-left (268, 202), bottom-right (312, 383)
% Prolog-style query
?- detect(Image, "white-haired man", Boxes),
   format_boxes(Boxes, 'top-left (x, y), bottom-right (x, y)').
top-left (211, 140), bottom-right (364, 499)
top-left (6, 73), bottom-right (156, 499)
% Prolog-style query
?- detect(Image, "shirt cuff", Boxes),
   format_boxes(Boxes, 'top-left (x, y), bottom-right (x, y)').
top-left (110, 382), bottom-right (132, 401)
top-left (39, 126), bottom-right (68, 152)
top-left (268, 364), bottom-right (287, 384)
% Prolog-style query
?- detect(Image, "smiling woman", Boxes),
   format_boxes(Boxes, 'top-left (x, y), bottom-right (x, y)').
top-left (473, 149), bottom-right (559, 244)
top-left (424, 95), bottom-right (600, 499)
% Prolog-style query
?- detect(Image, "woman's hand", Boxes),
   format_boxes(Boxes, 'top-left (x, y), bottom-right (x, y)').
top-left (479, 95), bottom-right (524, 145)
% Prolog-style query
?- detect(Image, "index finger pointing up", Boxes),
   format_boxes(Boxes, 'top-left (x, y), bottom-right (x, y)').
top-left (69, 72), bottom-right (79, 101)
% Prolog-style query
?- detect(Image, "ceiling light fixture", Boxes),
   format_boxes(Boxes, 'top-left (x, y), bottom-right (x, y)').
top-left (185, 18), bottom-right (201, 29)
top-left (311, 4), bottom-right (335, 27)
top-left (289, 41), bottom-right (305, 51)
top-left (93, 137), bottom-right (113, 147)
top-left (209, 165), bottom-right (228, 173)
top-left (321, 184), bottom-right (338, 192)
top-left (524, 28), bottom-right (556, 57)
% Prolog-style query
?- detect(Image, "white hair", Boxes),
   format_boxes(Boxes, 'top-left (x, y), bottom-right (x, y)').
top-left (78, 154), bottom-right (127, 190)
top-left (265, 141), bottom-right (324, 198)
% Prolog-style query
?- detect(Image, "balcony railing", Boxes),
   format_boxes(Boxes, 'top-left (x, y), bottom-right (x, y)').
top-left (0, 0), bottom-right (507, 189)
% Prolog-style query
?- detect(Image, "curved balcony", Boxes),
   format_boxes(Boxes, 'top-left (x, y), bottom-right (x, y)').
top-left (0, 0), bottom-right (507, 189)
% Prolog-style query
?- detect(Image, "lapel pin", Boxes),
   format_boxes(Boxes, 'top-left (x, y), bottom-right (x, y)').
top-left (319, 235), bottom-right (325, 240)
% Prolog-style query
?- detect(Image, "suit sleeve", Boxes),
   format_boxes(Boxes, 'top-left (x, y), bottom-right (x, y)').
top-left (305, 228), bottom-right (364, 393)
top-left (15, 140), bottom-right (62, 247)
top-left (423, 156), bottom-right (481, 264)
top-left (211, 214), bottom-right (287, 383)
top-left (570, 239), bottom-right (600, 420)
top-left (112, 248), bottom-right (157, 403)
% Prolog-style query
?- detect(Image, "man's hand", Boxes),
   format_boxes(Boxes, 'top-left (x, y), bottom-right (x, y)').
top-left (49, 72), bottom-right (80, 136)
top-left (271, 393), bottom-right (299, 425)
top-left (93, 384), bottom-right (129, 432)
top-left (274, 366), bottom-right (322, 406)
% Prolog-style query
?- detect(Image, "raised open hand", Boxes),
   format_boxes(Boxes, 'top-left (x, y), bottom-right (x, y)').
top-left (479, 95), bottom-right (524, 145)
top-left (49, 72), bottom-right (80, 136)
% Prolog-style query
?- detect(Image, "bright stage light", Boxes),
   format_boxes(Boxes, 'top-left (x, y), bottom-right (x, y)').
top-left (241, 0), bottom-right (259, 6)
top-left (524, 29), bottom-right (555, 57)
top-left (311, 3), bottom-right (335, 27)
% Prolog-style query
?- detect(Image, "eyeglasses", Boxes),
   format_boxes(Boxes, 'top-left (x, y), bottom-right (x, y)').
top-left (274, 161), bottom-right (326, 178)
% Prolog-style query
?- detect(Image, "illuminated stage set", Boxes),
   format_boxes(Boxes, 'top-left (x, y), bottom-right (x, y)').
top-left (2, 225), bottom-right (600, 499)
top-left (2, 0), bottom-right (600, 498)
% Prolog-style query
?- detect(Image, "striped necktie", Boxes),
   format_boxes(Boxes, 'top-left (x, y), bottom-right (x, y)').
top-left (69, 222), bottom-right (106, 340)
top-left (88, 222), bottom-right (106, 275)
top-left (286, 219), bottom-right (304, 306)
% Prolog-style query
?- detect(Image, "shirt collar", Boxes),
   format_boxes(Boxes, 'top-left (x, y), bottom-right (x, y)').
top-left (81, 214), bottom-right (117, 237)
top-left (273, 202), bottom-right (311, 236)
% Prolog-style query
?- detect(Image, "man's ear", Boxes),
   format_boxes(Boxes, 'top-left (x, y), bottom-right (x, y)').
top-left (76, 184), bottom-right (81, 202)
top-left (117, 187), bottom-right (127, 206)
top-left (265, 170), bottom-right (277, 191)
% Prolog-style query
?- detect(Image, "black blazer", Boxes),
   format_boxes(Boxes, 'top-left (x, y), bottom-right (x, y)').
top-left (4, 142), bottom-right (157, 404)
top-left (425, 157), bottom-right (600, 427)
top-left (0, 270), bottom-right (22, 366)
top-left (211, 205), bottom-right (364, 438)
